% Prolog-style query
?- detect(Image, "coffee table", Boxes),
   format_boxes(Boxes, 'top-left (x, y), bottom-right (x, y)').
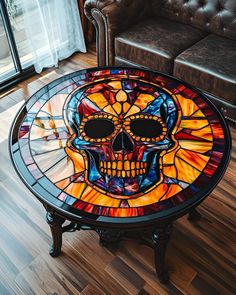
top-left (9, 67), bottom-right (231, 283)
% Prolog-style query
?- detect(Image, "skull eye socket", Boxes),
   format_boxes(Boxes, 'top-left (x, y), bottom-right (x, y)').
top-left (126, 115), bottom-right (167, 141)
top-left (83, 118), bottom-right (115, 139)
top-left (130, 119), bottom-right (163, 138)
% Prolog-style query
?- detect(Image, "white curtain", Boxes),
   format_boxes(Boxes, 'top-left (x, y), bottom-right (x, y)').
top-left (21, 0), bottom-right (86, 73)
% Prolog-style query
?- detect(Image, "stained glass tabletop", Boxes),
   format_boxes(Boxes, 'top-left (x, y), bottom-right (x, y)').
top-left (10, 67), bottom-right (231, 228)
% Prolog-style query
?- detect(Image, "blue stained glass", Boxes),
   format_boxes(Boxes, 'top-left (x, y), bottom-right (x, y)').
top-left (74, 113), bottom-right (81, 127)
top-left (88, 158), bottom-right (102, 182)
top-left (143, 96), bottom-right (166, 116)
top-left (73, 137), bottom-right (91, 147)
top-left (68, 96), bottom-right (79, 109)
top-left (9, 66), bottom-right (230, 221)
top-left (75, 90), bottom-right (85, 101)
top-left (23, 116), bottom-right (34, 123)
top-left (94, 177), bottom-right (108, 191)
top-left (122, 80), bottom-right (137, 90)
top-left (110, 69), bottom-right (128, 75)
top-left (65, 195), bottom-right (77, 205)
top-left (140, 177), bottom-right (154, 190)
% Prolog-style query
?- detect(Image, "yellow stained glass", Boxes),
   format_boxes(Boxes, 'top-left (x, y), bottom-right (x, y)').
top-left (81, 186), bottom-right (120, 207)
top-left (108, 81), bottom-right (122, 89)
top-left (65, 147), bottom-right (86, 173)
top-left (128, 183), bottom-right (169, 207)
top-left (191, 125), bottom-right (213, 141)
top-left (64, 182), bottom-right (87, 199)
top-left (15, 68), bottom-right (228, 220)
top-left (163, 165), bottom-right (177, 178)
top-left (176, 94), bottom-right (199, 116)
top-left (112, 102), bottom-right (122, 114)
top-left (178, 140), bottom-right (213, 154)
top-left (175, 157), bottom-right (201, 183)
top-left (162, 148), bottom-right (179, 165)
top-left (56, 178), bottom-right (70, 189)
top-left (123, 102), bottom-right (131, 113)
top-left (176, 148), bottom-right (209, 171)
top-left (103, 104), bottom-right (117, 116)
top-left (160, 184), bottom-right (182, 201)
top-left (179, 119), bottom-right (209, 130)
top-left (192, 109), bottom-right (205, 117)
top-left (135, 93), bottom-right (155, 110)
top-left (125, 105), bottom-right (141, 117)
top-left (116, 90), bottom-right (128, 102)
top-left (87, 93), bottom-right (108, 109)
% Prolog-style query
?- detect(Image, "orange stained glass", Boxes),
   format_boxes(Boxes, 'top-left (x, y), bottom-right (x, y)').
top-left (11, 67), bottom-right (230, 220)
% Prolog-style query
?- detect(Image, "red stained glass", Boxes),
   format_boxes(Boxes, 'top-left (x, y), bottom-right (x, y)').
top-left (10, 67), bottom-right (231, 222)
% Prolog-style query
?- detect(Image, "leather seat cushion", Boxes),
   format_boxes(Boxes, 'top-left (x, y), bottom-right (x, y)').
top-left (174, 34), bottom-right (236, 105)
top-left (114, 17), bottom-right (207, 73)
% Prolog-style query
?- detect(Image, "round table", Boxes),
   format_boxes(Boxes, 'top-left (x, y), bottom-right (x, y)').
top-left (9, 67), bottom-right (231, 283)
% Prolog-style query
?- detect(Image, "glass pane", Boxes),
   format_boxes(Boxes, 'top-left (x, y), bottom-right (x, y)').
top-left (0, 9), bottom-right (17, 83)
top-left (5, 1), bottom-right (33, 69)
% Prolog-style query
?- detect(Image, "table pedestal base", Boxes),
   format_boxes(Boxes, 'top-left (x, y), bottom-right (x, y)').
top-left (46, 208), bottom-right (200, 284)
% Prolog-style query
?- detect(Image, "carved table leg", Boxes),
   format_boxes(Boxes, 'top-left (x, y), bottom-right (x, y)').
top-left (46, 212), bottom-right (65, 257)
top-left (152, 224), bottom-right (173, 284)
top-left (188, 208), bottom-right (201, 222)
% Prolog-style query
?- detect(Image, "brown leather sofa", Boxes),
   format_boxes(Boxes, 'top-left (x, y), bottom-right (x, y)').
top-left (84, 0), bottom-right (236, 122)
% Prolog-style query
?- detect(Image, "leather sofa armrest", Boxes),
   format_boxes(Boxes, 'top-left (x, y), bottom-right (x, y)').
top-left (84, 0), bottom-right (151, 66)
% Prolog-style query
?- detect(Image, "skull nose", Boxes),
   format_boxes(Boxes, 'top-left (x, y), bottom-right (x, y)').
top-left (112, 131), bottom-right (133, 152)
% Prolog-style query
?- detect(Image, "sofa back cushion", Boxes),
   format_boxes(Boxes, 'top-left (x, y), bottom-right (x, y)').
top-left (152, 0), bottom-right (236, 41)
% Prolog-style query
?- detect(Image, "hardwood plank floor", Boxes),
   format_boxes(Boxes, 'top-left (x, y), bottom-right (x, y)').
top-left (0, 45), bottom-right (235, 295)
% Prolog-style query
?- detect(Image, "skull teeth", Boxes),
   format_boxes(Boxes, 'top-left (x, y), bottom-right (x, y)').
top-left (100, 161), bottom-right (147, 178)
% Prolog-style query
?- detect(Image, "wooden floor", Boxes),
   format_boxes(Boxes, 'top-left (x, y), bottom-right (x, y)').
top-left (0, 45), bottom-right (235, 295)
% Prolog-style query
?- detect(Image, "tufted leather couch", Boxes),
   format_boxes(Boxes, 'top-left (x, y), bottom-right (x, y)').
top-left (84, 0), bottom-right (236, 122)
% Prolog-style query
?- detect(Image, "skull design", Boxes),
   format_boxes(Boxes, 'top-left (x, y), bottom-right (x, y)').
top-left (64, 79), bottom-right (178, 198)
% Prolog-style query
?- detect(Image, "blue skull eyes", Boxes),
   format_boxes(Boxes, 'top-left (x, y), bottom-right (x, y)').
top-left (130, 119), bottom-right (163, 138)
top-left (84, 118), bottom-right (115, 139)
